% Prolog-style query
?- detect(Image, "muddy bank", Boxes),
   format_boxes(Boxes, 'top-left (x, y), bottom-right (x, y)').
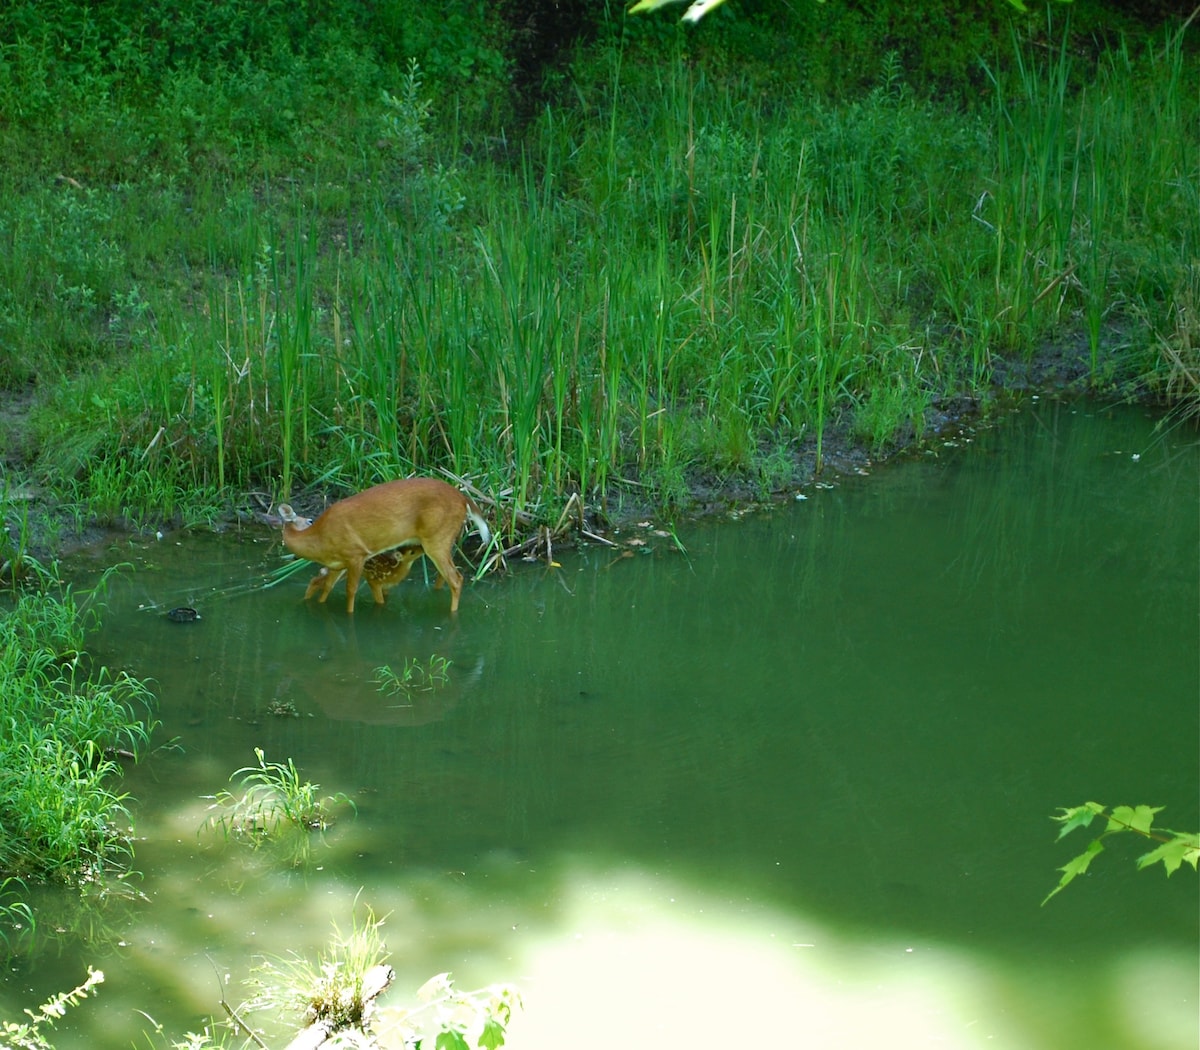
top-left (0, 398), bottom-right (964, 570)
top-left (0, 330), bottom-right (1155, 570)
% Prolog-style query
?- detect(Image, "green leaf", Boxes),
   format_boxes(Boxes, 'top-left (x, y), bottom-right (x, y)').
top-left (1137, 833), bottom-right (1200, 877)
top-left (436, 1031), bottom-right (470, 1050)
top-left (1042, 837), bottom-right (1104, 905)
top-left (479, 1019), bottom-right (507, 1050)
top-left (1051, 801), bottom-right (1105, 840)
top-left (1108, 804), bottom-right (1162, 836)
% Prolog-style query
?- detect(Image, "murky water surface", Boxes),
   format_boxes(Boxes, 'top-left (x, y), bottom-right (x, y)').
top-left (4, 400), bottom-right (1198, 1049)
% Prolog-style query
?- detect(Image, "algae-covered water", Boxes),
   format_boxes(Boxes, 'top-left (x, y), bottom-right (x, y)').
top-left (3, 398), bottom-right (1196, 1050)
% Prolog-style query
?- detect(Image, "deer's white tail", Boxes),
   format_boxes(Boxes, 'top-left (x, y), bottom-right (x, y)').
top-left (466, 502), bottom-right (492, 546)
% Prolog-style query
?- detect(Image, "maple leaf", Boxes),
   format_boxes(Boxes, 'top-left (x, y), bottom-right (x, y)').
top-left (1051, 801), bottom-right (1105, 840)
top-left (1137, 833), bottom-right (1200, 877)
top-left (479, 1018), bottom-right (508, 1050)
top-left (1042, 838), bottom-right (1104, 905)
top-left (1107, 804), bottom-right (1163, 836)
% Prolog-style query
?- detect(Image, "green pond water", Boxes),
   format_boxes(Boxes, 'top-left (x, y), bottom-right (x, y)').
top-left (3, 398), bottom-right (1197, 1049)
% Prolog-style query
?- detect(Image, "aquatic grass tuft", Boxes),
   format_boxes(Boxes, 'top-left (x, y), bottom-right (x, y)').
top-left (374, 655), bottom-right (452, 699)
top-left (260, 555), bottom-right (318, 593)
top-left (235, 908), bottom-right (520, 1050)
top-left (0, 876), bottom-right (34, 946)
top-left (243, 904), bottom-right (391, 1036)
top-left (202, 747), bottom-right (356, 843)
top-left (0, 484), bottom-right (36, 584)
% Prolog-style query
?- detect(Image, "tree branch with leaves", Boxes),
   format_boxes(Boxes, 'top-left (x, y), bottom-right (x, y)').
top-left (1043, 802), bottom-right (1199, 905)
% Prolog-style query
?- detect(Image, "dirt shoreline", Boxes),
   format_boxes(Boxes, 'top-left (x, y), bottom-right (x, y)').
top-left (0, 331), bottom-right (1142, 569)
top-left (0, 397), bottom-right (964, 569)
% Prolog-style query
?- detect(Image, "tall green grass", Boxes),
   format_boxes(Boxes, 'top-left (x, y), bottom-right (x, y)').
top-left (0, 571), bottom-right (157, 931)
top-left (18, 21), bottom-right (1198, 530)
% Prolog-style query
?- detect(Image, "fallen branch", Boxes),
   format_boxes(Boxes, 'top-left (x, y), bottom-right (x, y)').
top-left (581, 529), bottom-right (619, 548)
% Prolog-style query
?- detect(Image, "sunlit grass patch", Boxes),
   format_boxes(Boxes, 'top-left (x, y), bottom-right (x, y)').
top-left (134, 906), bottom-right (520, 1049)
top-left (201, 747), bottom-right (357, 867)
top-left (244, 906), bottom-right (393, 1037)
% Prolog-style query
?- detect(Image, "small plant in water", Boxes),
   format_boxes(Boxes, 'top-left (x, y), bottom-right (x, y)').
top-left (202, 747), bottom-right (355, 842)
top-left (374, 655), bottom-right (451, 699)
top-left (265, 698), bottom-right (300, 718)
top-left (0, 877), bottom-right (34, 947)
top-left (165, 909), bottom-right (519, 1049)
top-left (244, 906), bottom-right (392, 1038)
